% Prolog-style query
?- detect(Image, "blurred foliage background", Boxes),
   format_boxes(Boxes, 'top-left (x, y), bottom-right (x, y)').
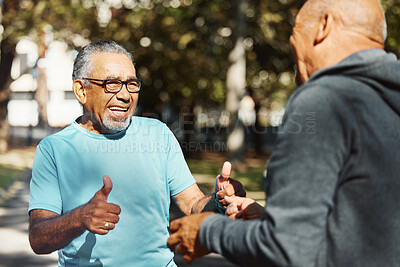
top-left (0, 0), bottom-right (399, 156)
top-left (0, 0), bottom-right (399, 197)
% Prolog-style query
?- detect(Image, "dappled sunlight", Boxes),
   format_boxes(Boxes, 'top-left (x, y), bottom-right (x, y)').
top-left (0, 169), bottom-right (58, 267)
top-left (0, 147), bottom-right (35, 170)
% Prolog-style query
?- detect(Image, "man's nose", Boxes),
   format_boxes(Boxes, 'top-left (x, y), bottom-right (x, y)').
top-left (115, 84), bottom-right (131, 102)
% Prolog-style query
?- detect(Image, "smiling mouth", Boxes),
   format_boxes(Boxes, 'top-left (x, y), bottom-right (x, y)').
top-left (108, 106), bottom-right (130, 118)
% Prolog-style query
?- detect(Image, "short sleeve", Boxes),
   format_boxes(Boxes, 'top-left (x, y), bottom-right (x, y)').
top-left (164, 126), bottom-right (196, 196)
top-left (29, 141), bottom-right (62, 215)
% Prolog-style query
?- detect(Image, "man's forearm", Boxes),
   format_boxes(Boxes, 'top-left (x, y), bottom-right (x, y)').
top-left (174, 184), bottom-right (223, 215)
top-left (191, 195), bottom-right (221, 214)
top-left (29, 207), bottom-right (85, 254)
top-left (29, 176), bottom-right (121, 254)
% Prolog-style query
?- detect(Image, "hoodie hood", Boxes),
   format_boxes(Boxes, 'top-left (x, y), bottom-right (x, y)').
top-left (308, 49), bottom-right (400, 115)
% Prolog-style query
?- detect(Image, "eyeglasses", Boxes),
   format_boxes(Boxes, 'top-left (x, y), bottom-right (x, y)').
top-left (83, 77), bottom-right (142, 93)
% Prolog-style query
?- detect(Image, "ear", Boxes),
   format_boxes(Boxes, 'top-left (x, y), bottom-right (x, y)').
top-left (73, 80), bottom-right (87, 105)
top-left (314, 13), bottom-right (334, 46)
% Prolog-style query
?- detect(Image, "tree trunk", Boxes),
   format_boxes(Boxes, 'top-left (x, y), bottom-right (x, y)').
top-left (35, 31), bottom-right (49, 128)
top-left (0, 38), bottom-right (16, 152)
top-left (180, 102), bottom-right (194, 158)
top-left (248, 87), bottom-right (263, 155)
top-left (226, 0), bottom-right (247, 163)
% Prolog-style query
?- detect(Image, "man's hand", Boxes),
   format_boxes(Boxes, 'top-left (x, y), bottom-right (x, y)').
top-left (168, 212), bottom-right (214, 264)
top-left (172, 162), bottom-right (247, 215)
top-left (214, 161), bottom-right (246, 213)
top-left (80, 175), bottom-right (121, 234)
top-left (225, 195), bottom-right (266, 220)
top-left (215, 161), bottom-right (246, 199)
top-left (29, 175), bottom-right (121, 254)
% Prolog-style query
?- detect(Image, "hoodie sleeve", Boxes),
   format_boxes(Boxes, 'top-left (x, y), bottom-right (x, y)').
top-left (199, 86), bottom-right (355, 266)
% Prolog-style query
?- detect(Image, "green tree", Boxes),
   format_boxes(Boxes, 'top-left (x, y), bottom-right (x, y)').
top-left (0, 0), bottom-right (31, 152)
top-left (1, 0), bottom-right (399, 154)
top-left (382, 0), bottom-right (400, 57)
top-left (0, 0), bottom-right (99, 151)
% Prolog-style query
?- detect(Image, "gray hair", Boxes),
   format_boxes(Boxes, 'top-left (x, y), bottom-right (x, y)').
top-left (72, 40), bottom-right (134, 86)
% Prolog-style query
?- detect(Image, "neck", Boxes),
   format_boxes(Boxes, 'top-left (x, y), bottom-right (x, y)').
top-left (313, 31), bottom-right (384, 77)
top-left (77, 114), bottom-right (104, 135)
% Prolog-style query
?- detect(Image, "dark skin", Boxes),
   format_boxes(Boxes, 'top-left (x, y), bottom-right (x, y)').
top-left (168, 0), bottom-right (386, 263)
top-left (29, 164), bottom-right (244, 254)
top-left (29, 175), bottom-right (120, 254)
top-left (29, 52), bottom-right (247, 256)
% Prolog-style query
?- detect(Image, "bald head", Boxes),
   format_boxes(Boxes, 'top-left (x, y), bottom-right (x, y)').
top-left (300, 0), bottom-right (386, 44)
top-left (290, 0), bottom-right (387, 84)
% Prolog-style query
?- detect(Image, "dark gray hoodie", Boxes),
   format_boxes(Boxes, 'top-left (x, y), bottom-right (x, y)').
top-left (199, 49), bottom-right (400, 267)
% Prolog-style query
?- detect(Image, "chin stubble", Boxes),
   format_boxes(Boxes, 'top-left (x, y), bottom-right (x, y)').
top-left (103, 113), bottom-right (130, 133)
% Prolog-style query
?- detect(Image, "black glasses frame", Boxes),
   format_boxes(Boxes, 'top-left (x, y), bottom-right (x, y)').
top-left (82, 77), bottom-right (142, 93)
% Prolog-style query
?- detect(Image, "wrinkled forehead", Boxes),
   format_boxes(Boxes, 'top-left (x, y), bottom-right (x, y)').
top-left (91, 52), bottom-right (136, 77)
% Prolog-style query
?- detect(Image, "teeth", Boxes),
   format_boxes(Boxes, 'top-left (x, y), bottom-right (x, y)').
top-left (110, 107), bottom-right (128, 111)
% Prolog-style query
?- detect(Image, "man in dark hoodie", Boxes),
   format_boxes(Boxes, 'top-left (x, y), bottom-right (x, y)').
top-left (168, 0), bottom-right (400, 266)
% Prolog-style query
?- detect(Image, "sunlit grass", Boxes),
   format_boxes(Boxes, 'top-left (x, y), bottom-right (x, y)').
top-left (187, 160), bottom-right (222, 176)
top-left (187, 159), bottom-right (267, 192)
top-left (0, 164), bottom-right (24, 188)
top-left (233, 166), bottom-right (267, 191)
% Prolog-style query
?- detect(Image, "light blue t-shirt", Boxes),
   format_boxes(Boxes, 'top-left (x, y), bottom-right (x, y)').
top-left (29, 116), bottom-right (196, 267)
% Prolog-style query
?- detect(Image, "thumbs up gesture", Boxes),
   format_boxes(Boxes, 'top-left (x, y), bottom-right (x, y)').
top-left (214, 161), bottom-right (246, 212)
top-left (215, 161), bottom-right (246, 198)
top-left (81, 175), bottom-right (121, 235)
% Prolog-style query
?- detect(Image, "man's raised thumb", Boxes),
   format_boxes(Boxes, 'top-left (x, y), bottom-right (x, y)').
top-left (96, 175), bottom-right (113, 200)
top-left (219, 161), bottom-right (232, 181)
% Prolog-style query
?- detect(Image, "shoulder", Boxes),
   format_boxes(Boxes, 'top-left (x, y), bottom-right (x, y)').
top-left (281, 82), bottom-right (357, 135)
top-left (131, 116), bottom-right (166, 128)
top-left (287, 81), bottom-right (351, 116)
top-left (38, 124), bottom-right (77, 148)
top-left (128, 116), bottom-right (172, 138)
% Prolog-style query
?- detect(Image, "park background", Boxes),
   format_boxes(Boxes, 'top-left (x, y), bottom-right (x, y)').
top-left (0, 0), bottom-right (399, 266)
